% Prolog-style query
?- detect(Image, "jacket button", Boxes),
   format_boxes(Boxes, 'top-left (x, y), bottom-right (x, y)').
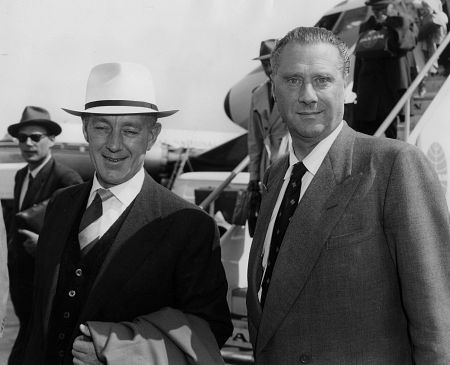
top-left (63, 311), bottom-right (70, 319)
top-left (75, 268), bottom-right (83, 277)
top-left (68, 290), bottom-right (76, 297)
top-left (299, 353), bottom-right (311, 364)
top-left (58, 332), bottom-right (65, 340)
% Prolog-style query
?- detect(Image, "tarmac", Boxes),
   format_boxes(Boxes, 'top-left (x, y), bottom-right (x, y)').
top-left (0, 298), bottom-right (18, 364)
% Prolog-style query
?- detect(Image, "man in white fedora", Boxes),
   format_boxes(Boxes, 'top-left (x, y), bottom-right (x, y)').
top-left (22, 62), bottom-right (232, 365)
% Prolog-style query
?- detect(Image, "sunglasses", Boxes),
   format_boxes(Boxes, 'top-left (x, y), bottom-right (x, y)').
top-left (17, 133), bottom-right (47, 143)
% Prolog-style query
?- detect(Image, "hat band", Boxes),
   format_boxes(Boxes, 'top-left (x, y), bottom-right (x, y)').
top-left (85, 100), bottom-right (159, 111)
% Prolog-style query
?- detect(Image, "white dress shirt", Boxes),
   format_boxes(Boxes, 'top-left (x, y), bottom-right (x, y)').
top-left (86, 168), bottom-right (145, 239)
top-left (258, 122), bottom-right (344, 300)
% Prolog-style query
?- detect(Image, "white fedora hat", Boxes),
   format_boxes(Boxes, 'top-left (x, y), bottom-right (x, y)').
top-left (63, 62), bottom-right (178, 118)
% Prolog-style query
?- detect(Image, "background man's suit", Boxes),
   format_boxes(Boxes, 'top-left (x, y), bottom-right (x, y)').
top-left (8, 157), bottom-right (82, 363)
top-left (24, 173), bottom-right (232, 364)
top-left (248, 80), bottom-right (288, 183)
top-left (247, 123), bottom-right (450, 364)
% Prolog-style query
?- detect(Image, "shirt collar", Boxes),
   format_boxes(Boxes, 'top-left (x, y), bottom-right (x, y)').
top-left (285, 121), bottom-right (344, 180)
top-left (29, 154), bottom-right (52, 178)
top-left (90, 168), bottom-right (145, 206)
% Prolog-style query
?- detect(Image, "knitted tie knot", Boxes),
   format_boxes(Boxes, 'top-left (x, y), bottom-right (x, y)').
top-left (291, 162), bottom-right (307, 181)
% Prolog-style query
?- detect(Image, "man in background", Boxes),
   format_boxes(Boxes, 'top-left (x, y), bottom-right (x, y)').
top-left (247, 39), bottom-right (288, 236)
top-left (0, 208), bottom-right (8, 339)
top-left (7, 106), bottom-right (83, 364)
top-left (353, 0), bottom-right (417, 138)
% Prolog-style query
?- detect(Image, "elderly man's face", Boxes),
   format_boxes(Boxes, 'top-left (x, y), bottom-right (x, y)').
top-left (272, 42), bottom-right (346, 154)
top-left (82, 114), bottom-right (161, 188)
top-left (17, 124), bottom-right (54, 169)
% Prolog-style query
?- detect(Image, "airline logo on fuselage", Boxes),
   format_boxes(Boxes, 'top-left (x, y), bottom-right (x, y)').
top-left (427, 142), bottom-right (447, 191)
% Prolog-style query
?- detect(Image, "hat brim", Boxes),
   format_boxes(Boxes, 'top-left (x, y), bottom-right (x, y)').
top-left (252, 54), bottom-right (271, 61)
top-left (8, 119), bottom-right (62, 138)
top-left (365, 0), bottom-right (391, 6)
top-left (62, 106), bottom-right (178, 118)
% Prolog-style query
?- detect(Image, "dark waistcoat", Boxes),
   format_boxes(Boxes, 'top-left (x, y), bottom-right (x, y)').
top-left (45, 203), bottom-right (132, 365)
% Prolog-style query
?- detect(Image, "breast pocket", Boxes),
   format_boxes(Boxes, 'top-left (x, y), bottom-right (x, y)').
top-left (326, 229), bottom-right (376, 250)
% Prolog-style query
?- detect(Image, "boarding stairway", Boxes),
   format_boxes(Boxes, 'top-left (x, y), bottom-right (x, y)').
top-left (375, 30), bottom-right (450, 140)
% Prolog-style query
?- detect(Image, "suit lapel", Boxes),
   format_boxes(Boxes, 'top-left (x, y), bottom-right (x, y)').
top-left (255, 125), bottom-right (363, 352)
top-left (42, 182), bottom-right (91, 332)
top-left (79, 174), bottom-right (171, 320)
top-left (247, 159), bottom-right (287, 327)
top-left (21, 158), bottom-right (54, 210)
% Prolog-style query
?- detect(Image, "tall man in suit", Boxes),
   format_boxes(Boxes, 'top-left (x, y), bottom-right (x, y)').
top-left (7, 106), bottom-right (83, 364)
top-left (248, 39), bottom-right (288, 185)
top-left (246, 27), bottom-right (450, 364)
top-left (247, 39), bottom-right (289, 236)
top-left (22, 62), bottom-right (232, 365)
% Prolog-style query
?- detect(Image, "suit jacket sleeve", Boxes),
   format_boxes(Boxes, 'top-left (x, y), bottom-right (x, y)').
top-left (0, 207), bottom-right (8, 336)
top-left (87, 307), bottom-right (224, 365)
top-left (384, 146), bottom-right (450, 363)
top-left (248, 92), bottom-right (265, 182)
top-left (173, 210), bottom-right (232, 347)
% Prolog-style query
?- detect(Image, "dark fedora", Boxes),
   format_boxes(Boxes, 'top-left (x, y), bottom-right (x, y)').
top-left (252, 39), bottom-right (277, 61)
top-left (8, 106), bottom-right (62, 138)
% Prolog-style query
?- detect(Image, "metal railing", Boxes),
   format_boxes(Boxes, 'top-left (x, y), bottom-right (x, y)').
top-left (198, 155), bottom-right (250, 210)
top-left (374, 30), bottom-right (450, 141)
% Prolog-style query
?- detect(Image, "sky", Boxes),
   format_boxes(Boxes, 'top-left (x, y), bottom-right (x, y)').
top-left (0, 0), bottom-right (340, 140)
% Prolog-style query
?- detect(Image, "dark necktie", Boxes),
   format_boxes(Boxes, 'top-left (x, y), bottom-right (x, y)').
top-left (78, 188), bottom-right (114, 253)
top-left (260, 162), bottom-right (307, 307)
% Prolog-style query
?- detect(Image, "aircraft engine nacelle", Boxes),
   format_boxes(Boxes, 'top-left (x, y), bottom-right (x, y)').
top-left (224, 66), bottom-right (267, 130)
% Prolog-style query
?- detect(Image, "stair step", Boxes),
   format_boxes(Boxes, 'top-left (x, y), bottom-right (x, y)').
top-left (414, 91), bottom-right (438, 101)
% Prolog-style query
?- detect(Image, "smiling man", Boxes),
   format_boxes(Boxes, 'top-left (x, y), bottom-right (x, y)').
top-left (246, 27), bottom-right (450, 364)
top-left (6, 106), bottom-right (82, 365)
top-left (22, 62), bottom-right (232, 365)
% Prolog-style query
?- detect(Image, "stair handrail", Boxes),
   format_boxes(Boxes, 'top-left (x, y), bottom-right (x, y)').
top-left (167, 147), bottom-right (190, 190)
top-left (373, 30), bottom-right (450, 140)
top-left (199, 155), bottom-right (250, 210)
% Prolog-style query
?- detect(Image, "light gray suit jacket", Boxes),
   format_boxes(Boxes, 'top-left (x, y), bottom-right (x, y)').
top-left (247, 123), bottom-right (450, 364)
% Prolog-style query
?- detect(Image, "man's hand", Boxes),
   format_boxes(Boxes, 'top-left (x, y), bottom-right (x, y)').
top-left (18, 229), bottom-right (39, 256)
top-left (72, 324), bottom-right (102, 365)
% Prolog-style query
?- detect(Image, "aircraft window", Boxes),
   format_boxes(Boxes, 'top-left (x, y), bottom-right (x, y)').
top-left (333, 7), bottom-right (369, 47)
top-left (315, 13), bottom-right (341, 31)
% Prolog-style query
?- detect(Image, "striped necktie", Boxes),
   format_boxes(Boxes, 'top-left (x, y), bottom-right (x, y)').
top-left (78, 188), bottom-right (114, 252)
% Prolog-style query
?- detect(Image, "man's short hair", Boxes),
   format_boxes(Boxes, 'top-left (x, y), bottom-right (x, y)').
top-left (270, 27), bottom-right (350, 77)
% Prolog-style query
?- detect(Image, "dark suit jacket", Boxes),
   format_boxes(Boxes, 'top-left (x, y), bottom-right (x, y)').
top-left (9, 157), bottom-right (83, 282)
top-left (353, 15), bottom-right (414, 122)
top-left (23, 173), bottom-right (232, 364)
top-left (247, 124), bottom-right (450, 364)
